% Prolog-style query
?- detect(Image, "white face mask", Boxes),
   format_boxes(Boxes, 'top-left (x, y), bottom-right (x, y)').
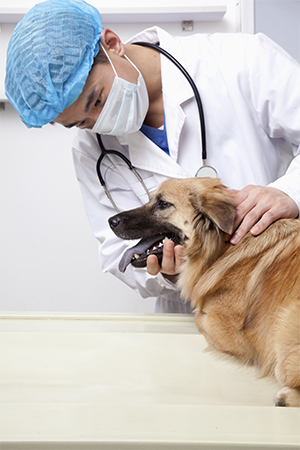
top-left (92, 45), bottom-right (149, 136)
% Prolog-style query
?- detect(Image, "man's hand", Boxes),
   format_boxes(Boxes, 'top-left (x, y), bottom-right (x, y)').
top-left (147, 239), bottom-right (185, 277)
top-left (230, 185), bottom-right (298, 244)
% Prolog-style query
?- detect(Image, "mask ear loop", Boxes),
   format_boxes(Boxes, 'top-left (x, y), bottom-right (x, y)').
top-left (100, 43), bottom-right (118, 77)
top-left (100, 42), bottom-right (141, 83)
top-left (124, 54), bottom-right (142, 81)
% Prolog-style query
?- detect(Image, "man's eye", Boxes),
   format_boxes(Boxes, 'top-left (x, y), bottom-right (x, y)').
top-left (95, 98), bottom-right (101, 107)
top-left (78, 120), bottom-right (86, 128)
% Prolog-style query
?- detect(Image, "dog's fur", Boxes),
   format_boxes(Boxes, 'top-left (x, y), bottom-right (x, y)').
top-left (109, 178), bottom-right (300, 406)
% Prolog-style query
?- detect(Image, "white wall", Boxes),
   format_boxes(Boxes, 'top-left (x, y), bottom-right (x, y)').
top-left (254, 0), bottom-right (300, 62)
top-left (0, 0), bottom-right (246, 313)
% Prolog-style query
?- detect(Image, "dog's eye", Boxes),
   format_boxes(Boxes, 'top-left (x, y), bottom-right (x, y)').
top-left (157, 200), bottom-right (173, 209)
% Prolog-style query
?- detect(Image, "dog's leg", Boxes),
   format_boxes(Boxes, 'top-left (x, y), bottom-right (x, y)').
top-left (274, 303), bottom-right (300, 407)
top-left (275, 387), bottom-right (300, 407)
top-left (274, 352), bottom-right (300, 407)
top-left (194, 308), bottom-right (254, 363)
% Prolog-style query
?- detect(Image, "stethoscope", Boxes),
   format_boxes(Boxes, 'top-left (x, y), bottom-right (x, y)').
top-left (96, 42), bottom-right (217, 212)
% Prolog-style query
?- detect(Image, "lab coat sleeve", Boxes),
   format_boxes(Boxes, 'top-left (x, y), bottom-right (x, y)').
top-left (72, 131), bottom-right (180, 300)
top-left (247, 33), bottom-right (300, 214)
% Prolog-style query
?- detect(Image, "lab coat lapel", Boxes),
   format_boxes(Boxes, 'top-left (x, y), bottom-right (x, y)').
top-left (125, 131), bottom-right (188, 179)
top-left (163, 92), bottom-right (187, 162)
top-left (125, 88), bottom-right (192, 179)
top-left (160, 43), bottom-right (195, 163)
top-left (124, 28), bottom-right (196, 179)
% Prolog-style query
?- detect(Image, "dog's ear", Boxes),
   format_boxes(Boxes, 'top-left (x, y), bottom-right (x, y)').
top-left (190, 183), bottom-right (236, 235)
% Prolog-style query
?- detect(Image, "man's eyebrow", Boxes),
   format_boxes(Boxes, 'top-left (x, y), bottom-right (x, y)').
top-left (85, 89), bottom-right (97, 113)
top-left (62, 89), bottom-right (97, 128)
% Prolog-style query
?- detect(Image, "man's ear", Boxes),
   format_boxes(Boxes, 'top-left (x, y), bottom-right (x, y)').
top-left (100, 28), bottom-right (125, 56)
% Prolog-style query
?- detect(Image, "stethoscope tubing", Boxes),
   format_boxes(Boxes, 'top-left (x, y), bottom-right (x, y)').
top-left (96, 133), bottom-right (134, 186)
top-left (96, 133), bottom-right (151, 212)
top-left (133, 41), bottom-right (207, 162)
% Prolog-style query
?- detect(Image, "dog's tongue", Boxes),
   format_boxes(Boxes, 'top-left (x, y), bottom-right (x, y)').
top-left (119, 234), bottom-right (165, 273)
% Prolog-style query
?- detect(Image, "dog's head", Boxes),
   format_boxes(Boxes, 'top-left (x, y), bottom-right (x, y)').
top-left (109, 177), bottom-right (236, 272)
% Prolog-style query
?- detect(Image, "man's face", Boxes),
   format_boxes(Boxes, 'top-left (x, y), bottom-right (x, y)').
top-left (55, 50), bottom-right (139, 130)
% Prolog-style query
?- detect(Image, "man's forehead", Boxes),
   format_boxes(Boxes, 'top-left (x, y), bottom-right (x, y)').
top-left (54, 88), bottom-right (89, 128)
top-left (54, 102), bottom-right (80, 128)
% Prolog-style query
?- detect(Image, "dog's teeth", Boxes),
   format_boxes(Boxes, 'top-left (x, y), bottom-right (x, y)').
top-left (133, 253), bottom-right (140, 260)
top-left (162, 237), bottom-right (170, 243)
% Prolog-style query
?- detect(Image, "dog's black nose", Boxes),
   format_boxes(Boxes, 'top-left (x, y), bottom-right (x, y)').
top-left (109, 215), bottom-right (121, 230)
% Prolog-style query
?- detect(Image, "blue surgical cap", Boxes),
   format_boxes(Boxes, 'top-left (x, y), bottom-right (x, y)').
top-left (5, 0), bottom-right (103, 128)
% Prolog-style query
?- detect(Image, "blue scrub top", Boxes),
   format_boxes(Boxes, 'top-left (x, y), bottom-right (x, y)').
top-left (140, 119), bottom-right (169, 155)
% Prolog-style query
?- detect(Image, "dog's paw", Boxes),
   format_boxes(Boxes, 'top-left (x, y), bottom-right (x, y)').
top-left (275, 387), bottom-right (300, 407)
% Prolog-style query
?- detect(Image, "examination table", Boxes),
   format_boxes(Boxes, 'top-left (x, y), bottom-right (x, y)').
top-left (0, 312), bottom-right (299, 449)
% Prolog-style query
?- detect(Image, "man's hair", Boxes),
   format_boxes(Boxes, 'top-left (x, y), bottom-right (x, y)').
top-left (93, 44), bottom-right (109, 66)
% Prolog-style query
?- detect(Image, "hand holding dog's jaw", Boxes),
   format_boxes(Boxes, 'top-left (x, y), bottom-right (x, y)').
top-left (230, 185), bottom-right (299, 244)
top-left (146, 240), bottom-right (185, 277)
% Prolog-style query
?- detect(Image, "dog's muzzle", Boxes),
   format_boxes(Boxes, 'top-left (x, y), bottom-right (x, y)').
top-left (108, 211), bottom-right (184, 272)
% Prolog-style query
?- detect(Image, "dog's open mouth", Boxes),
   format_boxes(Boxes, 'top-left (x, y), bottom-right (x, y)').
top-left (119, 234), bottom-right (178, 272)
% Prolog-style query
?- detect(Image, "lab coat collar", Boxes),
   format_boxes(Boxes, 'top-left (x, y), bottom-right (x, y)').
top-left (126, 26), bottom-right (195, 106)
top-left (125, 26), bottom-right (161, 46)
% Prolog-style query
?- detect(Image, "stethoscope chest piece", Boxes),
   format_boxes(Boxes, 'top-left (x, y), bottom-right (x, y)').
top-left (195, 165), bottom-right (218, 178)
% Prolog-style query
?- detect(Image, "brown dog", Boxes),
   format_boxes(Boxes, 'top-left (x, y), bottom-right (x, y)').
top-left (109, 177), bottom-right (300, 407)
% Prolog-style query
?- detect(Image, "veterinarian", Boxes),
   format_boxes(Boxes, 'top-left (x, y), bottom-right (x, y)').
top-left (5, 0), bottom-right (300, 313)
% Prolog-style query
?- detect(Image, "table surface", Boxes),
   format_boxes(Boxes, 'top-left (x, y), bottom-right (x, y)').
top-left (0, 312), bottom-right (299, 449)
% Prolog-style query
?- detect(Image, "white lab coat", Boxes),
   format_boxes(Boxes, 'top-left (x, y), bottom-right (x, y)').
top-left (72, 27), bottom-right (300, 314)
